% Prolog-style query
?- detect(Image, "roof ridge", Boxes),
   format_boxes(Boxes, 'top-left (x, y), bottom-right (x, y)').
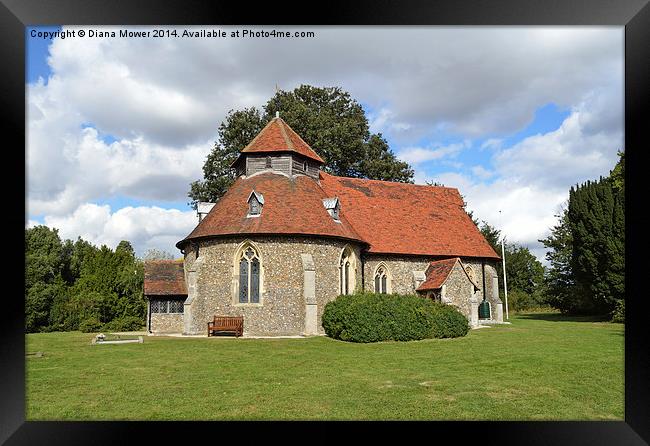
top-left (241, 118), bottom-right (276, 152)
top-left (276, 118), bottom-right (295, 150)
top-left (420, 257), bottom-right (460, 291)
top-left (321, 171), bottom-right (460, 192)
top-left (280, 117), bottom-right (320, 156)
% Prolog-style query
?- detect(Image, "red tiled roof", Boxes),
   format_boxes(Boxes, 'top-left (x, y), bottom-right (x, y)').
top-left (416, 258), bottom-right (481, 291)
top-left (237, 117), bottom-right (325, 164)
top-left (416, 258), bottom-right (459, 291)
top-left (144, 260), bottom-right (187, 295)
top-left (177, 172), bottom-right (364, 247)
top-left (320, 172), bottom-right (500, 259)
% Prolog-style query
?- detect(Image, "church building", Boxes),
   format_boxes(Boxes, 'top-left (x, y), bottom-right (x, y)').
top-left (144, 116), bottom-right (503, 336)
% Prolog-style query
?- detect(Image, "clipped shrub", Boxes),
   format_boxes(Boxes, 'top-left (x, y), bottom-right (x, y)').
top-left (79, 317), bottom-right (103, 333)
top-left (429, 302), bottom-right (470, 338)
top-left (611, 300), bottom-right (625, 323)
top-left (322, 292), bottom-right (469, 343)
top-left (101, 316), bottom-right (145, 332)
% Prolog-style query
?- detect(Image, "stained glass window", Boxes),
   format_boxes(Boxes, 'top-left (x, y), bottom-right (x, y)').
top-left (239, 257), bottom-right (248, 303)
top-left (340, 248), bottom-right (354, 295)
top-left (238, 245), bottom-right (261, 304)
top-left (345, 261), bottom-right (350, 295)
top-left (251, 258), bottom-right (260, 303)
top-left (374, 266), bottom-right (389, 294)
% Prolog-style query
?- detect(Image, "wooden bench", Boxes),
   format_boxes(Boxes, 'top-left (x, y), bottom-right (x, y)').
top-left (207, 316), bottom-right (244, 337)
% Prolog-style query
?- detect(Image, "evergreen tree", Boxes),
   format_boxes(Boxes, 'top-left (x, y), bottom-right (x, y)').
top-left (568, 174), bottom-right (624, 313)
top-left (25, 228), bottom-right (145, 332)
top-left (540, 151), bottom-right (625, 315)
top-left (539, 207), bottom-right (582, 313)
top-left (25, 226), bottom-right (66, 332)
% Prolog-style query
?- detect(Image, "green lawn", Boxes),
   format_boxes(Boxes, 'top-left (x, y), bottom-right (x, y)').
top-left (26, 313), bottom-right (624, 420)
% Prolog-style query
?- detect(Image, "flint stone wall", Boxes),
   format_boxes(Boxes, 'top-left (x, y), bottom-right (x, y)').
top-left (150, 313), bottom-right (184, 334)
top-left (440, 261), bottom-right (475, 318)
top-left (363, 255), bottom-right (501, 317)
top-left (183, 236), bottom-right (362, 336)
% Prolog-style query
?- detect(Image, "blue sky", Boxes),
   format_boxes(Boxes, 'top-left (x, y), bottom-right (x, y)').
top-left (26, 26), bottom-right (623, 261)
top-left (26, 26), bottom-right (58, 83)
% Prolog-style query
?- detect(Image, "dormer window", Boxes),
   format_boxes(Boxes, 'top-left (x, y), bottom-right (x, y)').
top-left (266, 156), bottom-right (272, 168)
top-left (322, 197), bottom-right (340, 221)
top-left (303, 161), bottom-right (308, 172)
top-left (247, 190), bottom-right (264, 217)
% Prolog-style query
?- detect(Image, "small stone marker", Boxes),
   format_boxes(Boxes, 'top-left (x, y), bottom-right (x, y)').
top-left (93, 334), bottom-right (143, 345)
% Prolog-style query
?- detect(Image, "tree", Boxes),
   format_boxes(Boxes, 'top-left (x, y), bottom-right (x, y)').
top-left (539, 206), bottom-right (583, 313)
top-left (503, 244), bottom-right (545, 297)
top-left (357, 133), bottom-right (414, 183)
top-left (25, 226), bottom-right (64, 290)
top-left (478, 221), bottom-right (501, 255)
top-left (65, 241), bottom-right (146, 328)
top-left (189, 107), bottom-right (264, 205)
top-left (116, 240), bottom-right (135, 257)
top-left (188, 85), bottom-right (414, 207)
top-left (143, 248), bottom-right (175, 260)
top-left (25, 227), bottom-right (146, 332)
top-left (609, 150), bottom-right (624, 192)
top-left (540, 151), bottom-right (625, 315)
top-left (25, 226), bottom-right (66, 332)
top-left (568, 174), bottom-right (624, 314)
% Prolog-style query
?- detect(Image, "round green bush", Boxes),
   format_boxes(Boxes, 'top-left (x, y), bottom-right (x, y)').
top-left (101, 316), bottom-right (145, 332)
top-left (322, 292), bottom-right (469, 343)
top-left (429, 302), bottom-right (470, 338)
top-left (79, 317), bottom-right (103, 333)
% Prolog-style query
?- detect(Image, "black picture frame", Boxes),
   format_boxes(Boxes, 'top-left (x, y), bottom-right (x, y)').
top-left (2, 0), bottom-right (648, 444)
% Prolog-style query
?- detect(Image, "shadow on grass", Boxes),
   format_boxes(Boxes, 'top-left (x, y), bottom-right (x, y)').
top-left (515, 312), bottom-right (612, 323)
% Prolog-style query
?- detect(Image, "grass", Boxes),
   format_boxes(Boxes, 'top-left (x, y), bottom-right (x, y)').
top-left (26, 312), bottom-right (624, 420)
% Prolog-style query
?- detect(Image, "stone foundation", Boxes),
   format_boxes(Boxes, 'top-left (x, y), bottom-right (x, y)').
top-left (150, 313), bottom-right (184, 334)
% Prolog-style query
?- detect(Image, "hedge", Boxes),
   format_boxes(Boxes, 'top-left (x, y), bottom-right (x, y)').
top-left (101, 316), bottom-right (145, 332)
top-left (322, 292), bottom-right (469, 343)
top-left (79, 317), bottom-right (103, 333)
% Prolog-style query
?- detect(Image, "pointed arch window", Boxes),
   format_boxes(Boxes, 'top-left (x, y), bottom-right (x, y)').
top-left (465, 266), bottom-right (475, 283)
top-left (238, 246), bottom-right (260, 303)
top-left (374, 265), bottom-right (389, 294)
top-left (339, 247), bottom-right (354, 295)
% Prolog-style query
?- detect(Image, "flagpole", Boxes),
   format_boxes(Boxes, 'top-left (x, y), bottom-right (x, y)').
top-left (501, 231), bottom-right (509, 321)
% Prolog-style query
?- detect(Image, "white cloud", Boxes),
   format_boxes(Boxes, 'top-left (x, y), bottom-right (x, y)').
top-left (26, 26), bottom-right (622, 262)
top-left (493, 89), bottom-right (622, 190)
top-left (480, 138), bottom-right (503, 150)
top-left (27, 81), bottom-right (210, 216)
top-left (368, 107), bottom-right (412, 135)
top-left (42, 203), bottom-right (198, 257)
top-left (398, 141), bottom-right (469, 165)
top-left (471, 165), bottom-right (495, 180)
top-left (413, 89), bottom-right (622, 264)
